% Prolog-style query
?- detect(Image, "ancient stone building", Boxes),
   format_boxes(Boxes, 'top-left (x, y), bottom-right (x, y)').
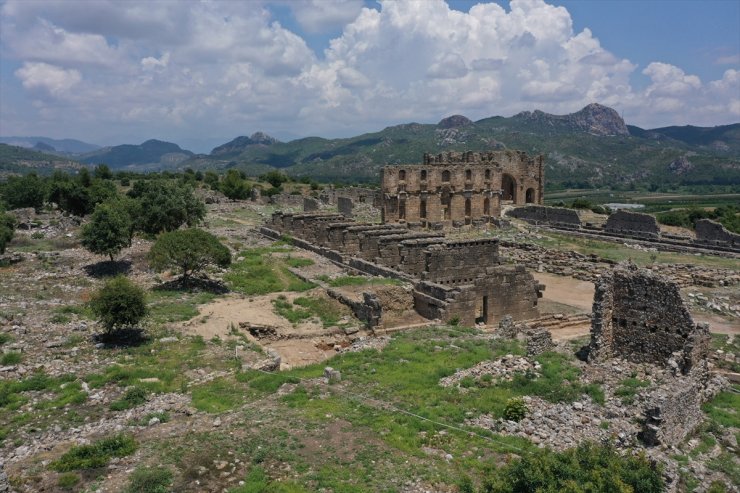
top-left (588, 263), bottom-right (710, 374)
top-left (264, 212), bottom-right (543, 326)
top-left (381, 150), bottom-right (544, 228)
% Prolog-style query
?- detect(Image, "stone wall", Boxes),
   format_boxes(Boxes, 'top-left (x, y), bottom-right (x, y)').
top-left (381, 149), bottom-right (544, 228)
top-left (303, 197), bottom-right (320, 212)
top-left (694, 219), bottom-right (740, 248)
top-left (320, 187), bottom-right (381, 207)
top-left (588, 263), bottom-right (710, 374)
top-left (506, 205), bottom-right (581, 229)
top-left (338, 197), bottom-right (354, 218)
top-left (640, 377), bottom-right (706, 447)
top-left (604, 210), bottom-right (660, 239)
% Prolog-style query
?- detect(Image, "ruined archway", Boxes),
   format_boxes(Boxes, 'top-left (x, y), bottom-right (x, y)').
top-left (525, 188), bottom-right (536, 203)
top-left (502, 174), bottom-right (517, 202)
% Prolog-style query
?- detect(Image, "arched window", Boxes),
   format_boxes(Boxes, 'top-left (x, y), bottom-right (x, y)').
top-left (442, 170), bottom-right (451, 182)
top-left (465, 198), bottom-right (471, 217)
top-left (399, 169), bottom-right (406, 181)
top-left (485, 169), bottom-right (491, 180)
top-left (420, 200), bottom-right (427, 219)
top-left (399, 200), bottom-right (406, 219)
top-left (420, 169), bottom-right (427, 181)
top-left (502, 174), bottom-right (517, 202)
top-left (484, 197), bottom-right (490, 215)
top-left (465, 169), bottom-right (472, 181)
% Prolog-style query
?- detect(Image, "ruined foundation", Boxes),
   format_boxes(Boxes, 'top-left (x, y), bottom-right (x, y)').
top-left (264, 212), bottom-right (543, 326)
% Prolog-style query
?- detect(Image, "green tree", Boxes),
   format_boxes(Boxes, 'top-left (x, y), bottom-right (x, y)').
top-left (0, 210), bottom-right (16, 254)
top-left (220, 169), bottom-right (251, 200)
top-left (94, 164), bottom-right (113, 180)
top-left (204, 171), bottom-right (220, 190)
top-left (148, 228), bottom-right (230, 279)
top-left (259, 170), bottom-right (289, 188)
top-left (1, 173), bottom-right (46, 211)
top-left (89, 276), bottom-right (147, 334)
top-left (127, 181), bottom-right (205, 235)
top-left (80, 202), bottom-right (132, 261)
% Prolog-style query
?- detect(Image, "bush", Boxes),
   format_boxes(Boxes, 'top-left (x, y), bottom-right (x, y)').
top-left (80, 201), bottom-right (133, 261)
top-left (57, 472), bottom-right (81, 490)
top-left (259, 170), bottom-right (289, 188)
top-left (148, 228), bottom-right (231, 279)
top-left (483, 442), bottom-right (663, 492)
top-left (502, 397), bottom-right (528, 422)
top-left (89, 276), bottom-right (147, 333)
top-left (0, 173), bottom-right (46, 211)
top-left (110, 387), bottom-right (148, 411)
top-left (220, 169), bottom-right (251, 200)
top-left (125, 466), bottom-right (173, 493)
top-left (50, 434), bottom-right (137, 471)
top-left (127, 181), bottom-right (205, 235)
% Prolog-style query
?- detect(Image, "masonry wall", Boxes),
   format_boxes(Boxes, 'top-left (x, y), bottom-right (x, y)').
top-left (381, 150), bottom-right (544, 228)
top-left (641, 378), bottom-right (706, 447)
top-left (588, 264), bottom-right (710, 373)
top-left (604, 210), bottom-right (660, 239)
top-left (338, 197), bottom-right (354, 217)
top-left (694, 219), bottom-right (740, 248)
top-left (506, 205), bottom-right (581, 229)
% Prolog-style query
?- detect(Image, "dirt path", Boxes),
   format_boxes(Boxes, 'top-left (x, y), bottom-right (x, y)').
top-left (533, 272), bottom-right (594, 313)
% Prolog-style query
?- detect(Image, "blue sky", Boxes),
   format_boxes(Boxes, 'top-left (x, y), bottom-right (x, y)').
top-left (0, 0), bottom-right (738, 151)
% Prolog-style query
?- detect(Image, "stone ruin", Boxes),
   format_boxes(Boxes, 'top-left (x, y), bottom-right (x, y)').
top-left (303, 197), bottom-right (320, 212)
top-left (337, 197), bottom-right (354, 218)
top-left (604, 210), bottom-right (660, 239)
top-left (587, 263), bottom-right (716, 447)
top-left (506, 205), bottom-right (581, 229)
top-left (263, 212), bottom-right (543, 327)
top-left (497, 315), bottom-right (555, 356)
top-left (694, 218), bottom-right (740, 249)
top-left (381, 150), bottom-right (544, 228)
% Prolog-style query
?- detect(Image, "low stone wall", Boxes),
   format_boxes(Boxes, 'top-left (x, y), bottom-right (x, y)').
top-left (506, 205), bottom-right (581, 229)
top-left (303, 197), bottom-right (320, 212)
top-left (604, 210), bottom-right (660, 239)
top-left (641, 377), bottom-right (705, 447)
top-left (338, 197), bottom-right (354, 217)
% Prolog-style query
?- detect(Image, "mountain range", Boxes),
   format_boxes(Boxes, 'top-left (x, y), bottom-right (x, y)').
top-left (2, 103), bottom-right (739, 187)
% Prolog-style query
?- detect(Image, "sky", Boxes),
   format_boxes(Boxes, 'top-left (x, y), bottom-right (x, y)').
top-left (0, 0), bottom-right (738, 153)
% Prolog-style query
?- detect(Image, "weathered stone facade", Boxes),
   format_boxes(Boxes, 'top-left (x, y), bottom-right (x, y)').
top-left (588, 263), bottom-right (710, 373)
top-left (506, 205), bottom-right (581, 229)
top-left (381, 150), bottom-right (544, 228)
top-left (303, 197), bottom-right (320, 212)
top-left (265, 212), bottom-right (543, 326)
top-left (337, 197), bottom-right (354, 218)
top-left (604, 210), bottom-right (660, 239)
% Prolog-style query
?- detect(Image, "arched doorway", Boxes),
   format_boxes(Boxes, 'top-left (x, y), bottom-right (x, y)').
top-left (525, 188), bottom-right (536, 203)
top-left (502, 174), bottom-right (516, 202)
top-left (484, 197), bottom-right (490, 216)
top-left (464, 198), bottom-right (472, 224)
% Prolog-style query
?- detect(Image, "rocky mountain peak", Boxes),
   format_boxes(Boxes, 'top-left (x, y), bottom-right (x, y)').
top-left (570, 103), bottom-right (629, 136)
top-left (249, 132), bottom-right (279, 145)
top-left (437, 115), bottom-right (473, 129)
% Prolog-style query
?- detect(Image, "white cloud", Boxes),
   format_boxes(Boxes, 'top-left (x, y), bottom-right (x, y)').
top-left (15, 62), bottom-right (82, 96)
top-left (0, 0), bottom-right (738, 145)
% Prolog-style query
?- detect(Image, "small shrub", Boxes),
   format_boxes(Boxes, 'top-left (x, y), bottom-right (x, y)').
top-left (502, 397), bottom-right (528, 422)
top-left (448, 316), bottom-right (460, 326)
top-left (89, 276), bottom-right (147, 334)
top-left (1, 352), bottom-right (22, 365)
top-left (124, 466), bottom-right (173, 493)
top-left (0, 333), bottom-right (12, 345)
top-left (50, 434), bottom-right (137, 471)
top-left (57, 472), bottom-right (81, 490)
top-left (110, 387), bottom-right (148, 411)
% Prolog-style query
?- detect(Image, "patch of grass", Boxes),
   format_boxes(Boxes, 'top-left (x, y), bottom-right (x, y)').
top-left (129, 411), bottom-right (170, 426)
top-left (229, 466), bottom-right (310, 493)
top-left (124, 466), bottom-right (173, 493)
top-left (57, 472), bottom-right (81, 490)
top-left (707, 452), bottom-right (740, 486)
top-left (711, 334), bottom-right (740, 373)
top-left (49, 313), bottom-right (71, 324)
top-left (147, 290), bottom-right (216, 324)
top-left (109, 387), bottom-right (148, 411)
top-left (702, 386), bottom-right (740, 429)
top-left (614, 377), bottom-right (650, 404)
top-left (0, 333), bottom-right (12, 346)
top-left (0, 351), bottom-right (22, 365)
top-left (284, 256), bottom-right (314, 268)
top-left (191, 377), bottom-right (254, 413)
top-left (272, 295), bottom-right (350, 328)
top-left (326, 275), bottom-right (402, 287)
top-left (49, 434), bottom-right (137, 471)
top-left (54, 304), bottom-right (93, 319)
top-left (225, 245), bottom-right (315, 295)
top-left (236, 370), bottom-right (300, 393)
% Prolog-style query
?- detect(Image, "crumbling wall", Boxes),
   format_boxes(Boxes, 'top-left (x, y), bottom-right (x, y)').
top-left (694, 219), bottom-right (740, 248)
top-left (303, 197), bottom-right (320, 212)
top-left (338, 197), bottom-right (354, 217)
top-left (506, 205), bottom-right (581, 229)
top-left (588, 263), bottom-right (710, 374)
top-left (641, 377), bottom-right (706, 447)
top-left (604, 210), bottom-right (660, 239)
